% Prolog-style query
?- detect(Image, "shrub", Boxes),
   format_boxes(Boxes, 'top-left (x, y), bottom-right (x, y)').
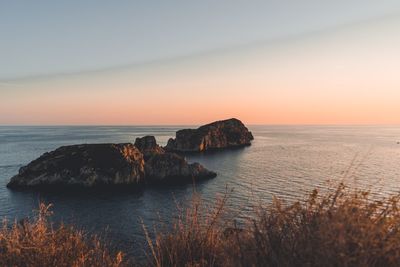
top-left (4, 183), bottom-right (400, 267)
top-left (145, 184), bottom-right (400, 267)
top-left (0, 203), bottom-right (124, 267)
top-left (143, 193), bottom-right (230, 267)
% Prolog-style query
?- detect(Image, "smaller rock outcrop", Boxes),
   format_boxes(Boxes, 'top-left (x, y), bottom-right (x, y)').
top-left (7, 144), bottom-right (145, 189)
top-left (145, 153), bottom-right (216, 184)
top-left (136, 135), bottom-right (216, 183)
top-left (165, 118), bottom-right (254, 152)
top-left (134, 136), bottom-right (165, 160)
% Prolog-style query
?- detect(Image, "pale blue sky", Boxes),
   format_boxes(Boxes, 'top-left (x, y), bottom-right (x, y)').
top-left (1, 0), bottom-right (400, 80)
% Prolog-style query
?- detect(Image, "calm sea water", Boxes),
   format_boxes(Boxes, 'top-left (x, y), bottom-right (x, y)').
top-left (0, 125), bottom-right (400, 256)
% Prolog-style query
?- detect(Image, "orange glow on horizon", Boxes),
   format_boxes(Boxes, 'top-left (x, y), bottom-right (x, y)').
top-left (1, 16), bottom-right (400, 126)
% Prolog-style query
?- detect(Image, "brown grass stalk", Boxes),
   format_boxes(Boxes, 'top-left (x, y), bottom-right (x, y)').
top-left (0, 203), bottom-right (125, 267)
top-left (144, 183), bottom-right (400, 267)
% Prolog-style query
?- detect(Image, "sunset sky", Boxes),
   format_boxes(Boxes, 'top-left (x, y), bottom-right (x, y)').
top-left (1, 1), bottom-right (400, 125)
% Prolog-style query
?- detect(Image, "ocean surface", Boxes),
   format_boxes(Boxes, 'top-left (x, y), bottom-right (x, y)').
top-left (0, 125), bottom-right (400, 256)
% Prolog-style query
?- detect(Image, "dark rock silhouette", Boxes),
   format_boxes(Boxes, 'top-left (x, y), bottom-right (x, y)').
top-left (8, 138), bottom-right (217, 189)
top-left (165, 118), bottom-right (254, 152)
top-left (7, 144), bottom-right (145, 189)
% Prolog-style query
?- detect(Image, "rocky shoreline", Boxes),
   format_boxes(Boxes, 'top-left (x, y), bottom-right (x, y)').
top-left (7, 118), bottom-right (253, 190)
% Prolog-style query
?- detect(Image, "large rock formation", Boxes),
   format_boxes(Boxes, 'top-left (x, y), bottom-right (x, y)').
top-left (7, 144), bottom-right (145, 189)
top-left (7, 118), bottom-right (253, 190)
top-left (134, 135), bottom-right (165, 160)
top-left (165, 118), bottom-right (254, 152)
top-left (7, 138), bottom-right (217, 190)
top-left (145, 153), bottom-right (216, 184)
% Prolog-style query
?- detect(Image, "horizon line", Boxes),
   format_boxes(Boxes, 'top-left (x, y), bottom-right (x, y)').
top-left (1, 123), bottom-right (400, 127)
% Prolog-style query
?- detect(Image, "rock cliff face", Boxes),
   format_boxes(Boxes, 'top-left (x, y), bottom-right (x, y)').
top-left (145, 153), bottom-right (216, 183)
top-left (7, 144), bottom-right (145, 189)
top-left (165, 118), bottom-right (254, 152)
top-left (134, 136), bottom-right (165, 160)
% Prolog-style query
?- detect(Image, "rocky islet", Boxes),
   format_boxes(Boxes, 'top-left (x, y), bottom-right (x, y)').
top-left (7, 118), bottom-right (252, 190)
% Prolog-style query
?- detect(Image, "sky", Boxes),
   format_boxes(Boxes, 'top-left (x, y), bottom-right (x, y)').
top-left (1, 1), bottom-right (400, 125)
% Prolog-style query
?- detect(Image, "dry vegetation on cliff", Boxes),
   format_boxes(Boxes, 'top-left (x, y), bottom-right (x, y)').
top-left (2, 183), bottom-right (400, 267)
top-left (0, 203), bottom-right (124, 267)
top-left (146, 183), bottom-right (400, 267)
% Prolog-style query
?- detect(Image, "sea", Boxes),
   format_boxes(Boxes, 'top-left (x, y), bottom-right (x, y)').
top-left (0, 125), bottom-right (399, 256)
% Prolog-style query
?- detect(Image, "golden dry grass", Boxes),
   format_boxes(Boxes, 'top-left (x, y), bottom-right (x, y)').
top-left (3, 183), bottom-right (400, 267)
top-left (143, 193), bottom-right (230, 267)
top-left (144, 183), bottom-right (400, 267)
top-left (0, 203), bottom-right (124, 267)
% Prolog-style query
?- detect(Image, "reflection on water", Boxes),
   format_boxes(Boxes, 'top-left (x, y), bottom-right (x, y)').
top-left (0, 125), bottom-right (400, 256)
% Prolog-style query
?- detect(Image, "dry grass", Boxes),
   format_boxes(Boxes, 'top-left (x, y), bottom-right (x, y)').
top-left (0, 203), bottom-right (124, 267)
top-left (143, 193), bottom-right (230, 267)
top-left (144, 183), bottom-right (400, 267)
top-left (3, 183), bottom-right (400, 267)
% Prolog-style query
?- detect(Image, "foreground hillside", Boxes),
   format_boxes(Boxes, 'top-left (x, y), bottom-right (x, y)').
top-left (1, 183), bottom-right (400, 267)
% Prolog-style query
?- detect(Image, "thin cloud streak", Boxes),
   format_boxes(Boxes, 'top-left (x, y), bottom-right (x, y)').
top-left (1, 15), bottom-right (400, 125)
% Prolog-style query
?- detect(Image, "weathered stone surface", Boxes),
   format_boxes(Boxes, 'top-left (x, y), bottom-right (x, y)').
top-left (165, 118), bottom-right (254, 152)
top-left (7, 144), bottom-right (145, 189)
top-left (145, 153), bottom-right (216, 183)
top-left (134, 135), bottom-right (165, 160)
top-left (135, 136), bottom-right (216, 183)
